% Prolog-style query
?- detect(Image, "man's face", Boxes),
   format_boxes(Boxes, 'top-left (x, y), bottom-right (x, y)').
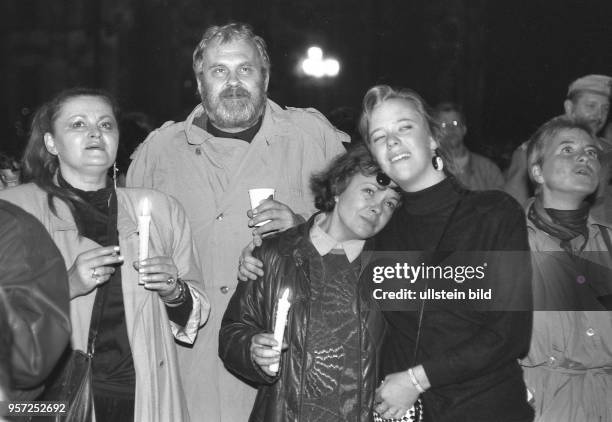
top-left (197, 38), bottom-right (269, 131)
top-left (436, 110), bottom-right (466, 149)
top-left (566, 92), bottom-right (610, 134)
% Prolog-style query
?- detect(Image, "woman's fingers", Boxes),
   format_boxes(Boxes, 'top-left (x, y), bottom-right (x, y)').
top-left (89, 253), bottom-right (124, 270)
top-left (79, 245), bottom-right (121, 261)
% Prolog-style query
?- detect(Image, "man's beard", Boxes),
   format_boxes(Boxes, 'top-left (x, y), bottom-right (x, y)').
top-left (202, 84), bottom-right (266, 130)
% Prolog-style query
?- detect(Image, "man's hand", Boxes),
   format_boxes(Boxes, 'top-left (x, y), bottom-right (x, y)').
top-left (237, 239), bottom-right (264, 281)
top-left (374, 370), bottom-right (420, 420)
top-left (247, 199), bottom-right (304, 237)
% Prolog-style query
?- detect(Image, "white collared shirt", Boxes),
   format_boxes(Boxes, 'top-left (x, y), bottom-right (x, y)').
top-left (309, 213), bottom-right (365, 263)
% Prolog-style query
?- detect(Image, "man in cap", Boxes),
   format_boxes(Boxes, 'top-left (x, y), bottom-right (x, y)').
top-left (434, 102), bottom-right (504, 190)
top-left (504, 74), bottom-right (612, 206)
top-left (127, 22), bottom-right (347, 421)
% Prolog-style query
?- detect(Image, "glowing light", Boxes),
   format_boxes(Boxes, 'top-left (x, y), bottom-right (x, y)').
top-left (307, 46), bottom-right (323, 60)
top-left (324, 59), bottom-right (340, 77)
top-left (300, 46), bottom-right (340, 78)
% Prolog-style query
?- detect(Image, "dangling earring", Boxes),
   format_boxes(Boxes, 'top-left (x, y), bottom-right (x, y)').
top-left (431, 149), bottom-right (444, 172)
top-left (376, 172), bottom-right (391, 186)
top-left (112, 162), bottom-right (118, 190)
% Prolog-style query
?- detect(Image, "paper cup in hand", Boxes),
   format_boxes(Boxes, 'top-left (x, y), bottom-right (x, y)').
top-left (249, 188), bottom-right (275, 227)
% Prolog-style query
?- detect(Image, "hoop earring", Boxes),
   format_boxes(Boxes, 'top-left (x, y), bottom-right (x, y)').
top-left (431, 149), bottom-right (444, 172)
top-left (113, 162), bottom-right (118, 190)
top-left (376, 172), bottom-right (391, 186)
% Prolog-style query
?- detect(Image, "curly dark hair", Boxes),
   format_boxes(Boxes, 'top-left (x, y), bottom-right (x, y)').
top-left (310, 143), bottom-right (398, 212)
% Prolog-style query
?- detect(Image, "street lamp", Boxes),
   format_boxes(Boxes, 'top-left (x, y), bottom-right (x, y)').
top-left (300, 46), bottom-right (340, 78)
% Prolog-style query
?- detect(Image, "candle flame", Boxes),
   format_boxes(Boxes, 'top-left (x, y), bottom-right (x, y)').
top-left (140, 198), bottom-right (150, 216)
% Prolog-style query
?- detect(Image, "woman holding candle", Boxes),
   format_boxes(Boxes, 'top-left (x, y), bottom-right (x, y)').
top-left (238, 86), bottom-right (534, 421)
top-left (219, 144), bottom-right (401, 421)
top-left (0, 87), bottom-right (209, 422)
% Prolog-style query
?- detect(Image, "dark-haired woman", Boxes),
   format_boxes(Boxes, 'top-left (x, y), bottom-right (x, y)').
top-left (0, 88), bottom-right (210, 422)
top-left (220, 144), bottom-right (401, 421)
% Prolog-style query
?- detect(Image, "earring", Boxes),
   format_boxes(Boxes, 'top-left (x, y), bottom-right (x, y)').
top-left (431, 149), bottom-right (444, 172)
top-left (376, 172), bottom-right (391, 186)
top-left (112, 162), bottom-right (118, 190)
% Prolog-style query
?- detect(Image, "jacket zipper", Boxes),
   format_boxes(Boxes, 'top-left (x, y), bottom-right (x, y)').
top-left (357, 275), bottom-right (363, 417)
top-left (295, 256), bottom-right (312, 422)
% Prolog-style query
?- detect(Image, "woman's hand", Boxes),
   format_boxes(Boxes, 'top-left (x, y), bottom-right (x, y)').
top-left (374, 370), bottom-right (420, 420)
top-left (134, 256), bottom-right (180, 299)
top-left (68, 246), bottom-right (122, 298)
top-left (250, 333), bottom-right (287, 377)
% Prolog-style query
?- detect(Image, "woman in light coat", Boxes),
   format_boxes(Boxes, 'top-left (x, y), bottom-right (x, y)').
top-left (521, 116), bottom-right (612, 422)
top-left (0, 88), bottom-right (209, 422)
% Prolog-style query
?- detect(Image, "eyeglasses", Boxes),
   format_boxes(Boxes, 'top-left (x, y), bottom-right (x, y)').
top-left (440, 120), bottom-right (462, 129)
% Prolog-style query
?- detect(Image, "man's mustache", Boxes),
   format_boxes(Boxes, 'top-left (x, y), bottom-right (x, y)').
top-left (220, 86), bottom-right (251, 99)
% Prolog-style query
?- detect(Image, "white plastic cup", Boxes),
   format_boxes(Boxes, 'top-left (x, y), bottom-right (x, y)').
top-left (249, 188), bottom-right (275, 227)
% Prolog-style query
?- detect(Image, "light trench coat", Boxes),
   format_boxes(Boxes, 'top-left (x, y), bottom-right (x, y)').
top-left (127, 99), bottom-right (347, 421)
top-left (0, 183), bottom-right (210, 422)
top-left (522, 200), bottom-right (612, 422)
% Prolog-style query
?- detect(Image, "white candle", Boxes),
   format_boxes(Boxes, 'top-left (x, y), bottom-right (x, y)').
top-left (138, 198), bottom-right (151, 285)
top-left (269, 288), bottom-right (291, 373)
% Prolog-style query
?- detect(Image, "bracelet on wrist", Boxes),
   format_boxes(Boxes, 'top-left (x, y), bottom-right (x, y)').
top-left (408, 367), bottom-right (426, 393)
top-left (162, 278), bottom-right (187, 306)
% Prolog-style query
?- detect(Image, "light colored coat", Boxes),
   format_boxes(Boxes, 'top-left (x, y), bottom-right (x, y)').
top-left (0, 183), bottom-right (210, 422)
top-left (522, 200), bottom-right (612, 422)
top-left (127, 99), bottom-right (347, 421)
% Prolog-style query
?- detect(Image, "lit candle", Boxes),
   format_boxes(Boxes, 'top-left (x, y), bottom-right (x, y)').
top-left (138, 198), bottom-right (151, 285)
top-left (269, 288), bottom-right (291, 373)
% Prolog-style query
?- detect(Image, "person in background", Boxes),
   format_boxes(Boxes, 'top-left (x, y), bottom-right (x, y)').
top-left (220, 144), bottom-right (400, 421)
top-left (432, 102), bottom-right (504, 190)
top-left (0, 152), bottom-right (21, 189)
top-left (127, 22), bottom-right (347, 421)
top-left (520, 116), bottom-right (612, 422)
top-left (114, 112), bottom-right (155, 187)
top-left (0, 87), bottom-right (210, 422)
top-left (504, 74), bottom-right (612, 207)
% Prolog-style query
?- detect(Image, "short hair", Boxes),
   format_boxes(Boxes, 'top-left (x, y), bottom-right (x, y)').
top-left (310, 143), bottom-right (398, 212)
top-left (21, 87), bottom-right (119, 219)
top-left (192, 22), bottom-right (270, 78)
top-left (526, 115), bottom-right (596, 184)
top-left (433, 101), bottom-right (466, 126)
top-left (357, 85), bottom-right (455, 175)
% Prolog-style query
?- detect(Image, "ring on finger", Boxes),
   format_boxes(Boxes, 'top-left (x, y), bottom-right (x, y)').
top-left (166, 276), bottom-right (176, 285)
top-left (91, 267), bottom-right (98, 279)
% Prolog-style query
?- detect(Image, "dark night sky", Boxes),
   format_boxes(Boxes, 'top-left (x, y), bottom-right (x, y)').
top-left (2, 0), bottom-right (612, 168)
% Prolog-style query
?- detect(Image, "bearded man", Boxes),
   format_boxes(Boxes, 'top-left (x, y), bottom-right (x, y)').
top-left (127, 22), bottom-right (347, 422)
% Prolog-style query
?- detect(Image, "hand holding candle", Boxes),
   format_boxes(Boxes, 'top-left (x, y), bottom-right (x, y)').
top-left (269, 288), bottom-right (291, 373)
top-left (138, 198), bottom-right (151, 285)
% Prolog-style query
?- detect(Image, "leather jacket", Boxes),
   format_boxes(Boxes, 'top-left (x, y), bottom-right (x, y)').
top-left (219, 216), bottom-right (385, 421)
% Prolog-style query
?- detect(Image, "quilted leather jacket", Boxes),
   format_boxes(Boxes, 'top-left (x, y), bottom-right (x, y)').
top-left (219, 216), bottom-right (385, 422)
